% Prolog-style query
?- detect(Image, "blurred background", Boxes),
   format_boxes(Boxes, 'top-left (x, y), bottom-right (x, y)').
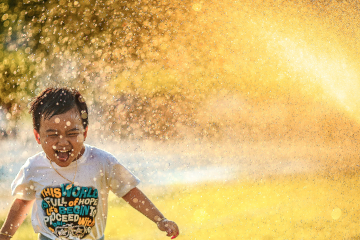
top-left (1, 0), bottom-right (360, 239)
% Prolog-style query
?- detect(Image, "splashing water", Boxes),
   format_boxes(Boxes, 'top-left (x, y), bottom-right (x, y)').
top-left (1, 0), bottom-right (360, 142)
top-left (1, 1), bottom-right (360, 239)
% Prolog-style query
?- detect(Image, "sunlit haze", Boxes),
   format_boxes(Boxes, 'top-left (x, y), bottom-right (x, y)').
top-left (1, 0), bottom-right (360, 239)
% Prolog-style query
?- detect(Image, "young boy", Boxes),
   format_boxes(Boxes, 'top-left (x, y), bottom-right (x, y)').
top-left (0, 88), bottom-right (179, 240)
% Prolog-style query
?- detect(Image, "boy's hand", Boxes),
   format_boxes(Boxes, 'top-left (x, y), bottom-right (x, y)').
top-left (157, 219), bottom-right (180, 239)
top-left (0, 235), bottom-right (12, 240)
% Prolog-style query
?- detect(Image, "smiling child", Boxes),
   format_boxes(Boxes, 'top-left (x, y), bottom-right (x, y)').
top-left (0, 88), bottom-right (179, 240)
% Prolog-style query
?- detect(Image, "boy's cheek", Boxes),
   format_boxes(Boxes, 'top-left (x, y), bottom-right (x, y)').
top-left (41, 138), bottom-right (52, 146)
top-left (77, 134), bottom-right (85, 142)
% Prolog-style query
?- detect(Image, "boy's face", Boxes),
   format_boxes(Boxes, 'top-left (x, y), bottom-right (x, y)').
top-left (33, 107), bottom-right (88, 167)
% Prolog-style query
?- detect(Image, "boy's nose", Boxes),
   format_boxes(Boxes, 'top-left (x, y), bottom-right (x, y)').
top-left (57, 135), bottom-right (70, 146)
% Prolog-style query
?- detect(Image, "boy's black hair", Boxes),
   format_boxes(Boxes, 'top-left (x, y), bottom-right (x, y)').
top-left (29, 88), bottom-right (89, 132)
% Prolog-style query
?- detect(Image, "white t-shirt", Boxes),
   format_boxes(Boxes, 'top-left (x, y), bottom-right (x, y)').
top-left (11, 144), bottom-right (140, 240)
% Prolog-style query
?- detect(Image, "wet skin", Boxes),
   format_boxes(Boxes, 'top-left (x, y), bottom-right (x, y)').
top-left (33, 107), bottom-right (88, 167)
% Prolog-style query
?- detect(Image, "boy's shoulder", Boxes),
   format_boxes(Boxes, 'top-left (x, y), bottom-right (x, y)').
top-left (26, 151), bottom-right (48, 167)
top-left (18, 152), bottom-right (50, 175)
top-left (84, 144), bottom-right (119, 163)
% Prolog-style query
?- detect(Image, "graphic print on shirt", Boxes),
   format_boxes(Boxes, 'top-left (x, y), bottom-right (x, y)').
top-left (41, 184), bottom-right (98, 239)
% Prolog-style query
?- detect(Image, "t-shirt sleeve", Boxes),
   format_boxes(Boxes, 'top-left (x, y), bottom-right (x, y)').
top-left (107, 157), bottom-right (140, 198)
top-left (11, 162), bottom-right (36, 200)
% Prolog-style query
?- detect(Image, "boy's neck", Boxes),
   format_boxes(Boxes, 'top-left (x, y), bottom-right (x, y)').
top-left (74, 145), bottom-right (86, 161)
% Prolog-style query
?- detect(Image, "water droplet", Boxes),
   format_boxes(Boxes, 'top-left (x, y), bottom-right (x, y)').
top-left (192, 3), bottom-right (202, 11)
top-left (78, 96), bottom-right (85, 103)
top-left (331, 208), bottom-right (341, 220)
top-left (55, 118), bottom-right (60, 123)
top-left (81, 112), bottom-right (88, 119)
top-left (66, 121), bottom-right (71, 126)
top-left (132, 198), bottom-right (138, 203)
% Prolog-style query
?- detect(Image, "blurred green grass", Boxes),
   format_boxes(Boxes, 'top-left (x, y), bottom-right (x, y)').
top-left (1, 171), bottom-right (359, 240)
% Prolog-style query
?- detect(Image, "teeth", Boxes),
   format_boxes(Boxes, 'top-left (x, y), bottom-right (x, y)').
top-left (58, 150), bottom-right (69, 152)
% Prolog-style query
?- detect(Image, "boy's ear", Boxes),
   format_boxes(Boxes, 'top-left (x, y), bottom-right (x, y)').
top-left (33, 129), bottom-right (41, 144)
top-left (84, 126), bottom-right (88, 141)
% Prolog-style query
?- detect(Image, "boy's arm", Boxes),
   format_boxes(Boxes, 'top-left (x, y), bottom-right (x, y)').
top-left (122, 187), bottom-right (179, 239)
top-left (0, 198), bottom-right (34, 239)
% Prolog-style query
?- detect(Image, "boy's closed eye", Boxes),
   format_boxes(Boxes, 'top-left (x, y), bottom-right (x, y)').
top-left (67, 128), bottom-right (80, 136)
top-left (67, 132), bottom-right (79, 137)
top-left (47, 134), bottom-right (59, 138)
top-left (46, 132), bottom-right (59, 138)
top-left (45, 130), bottom-right (58, 137)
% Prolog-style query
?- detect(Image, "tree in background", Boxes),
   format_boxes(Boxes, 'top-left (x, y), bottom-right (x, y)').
top-left (0, 0), bottom-right (202, 139)
top-left (2, 0), bottom-right (359, 142)
top-left (0, 1), bottom-right (38, 137)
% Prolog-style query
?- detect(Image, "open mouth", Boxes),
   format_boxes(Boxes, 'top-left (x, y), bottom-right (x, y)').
top-left (54, 149), bottom-right (72, 162)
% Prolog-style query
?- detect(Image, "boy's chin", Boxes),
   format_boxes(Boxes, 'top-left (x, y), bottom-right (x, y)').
top-left (57, 159), bottom-right (71, 166)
